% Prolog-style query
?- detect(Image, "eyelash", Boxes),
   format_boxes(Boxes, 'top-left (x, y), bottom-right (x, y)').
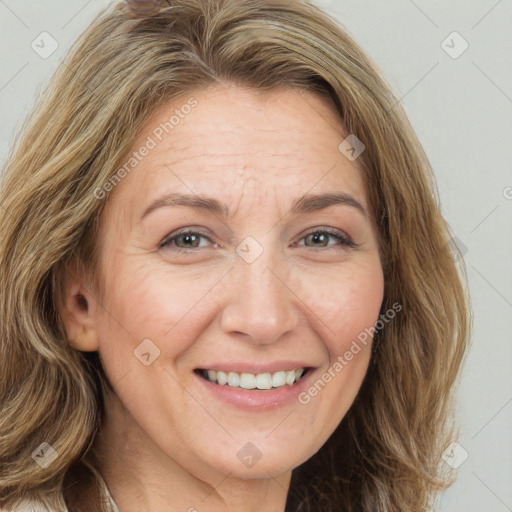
top-left (159, 227), bottom-right (357, 253)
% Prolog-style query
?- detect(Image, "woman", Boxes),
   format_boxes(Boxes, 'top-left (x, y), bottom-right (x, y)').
top-left (0, 0), bottom-right (471, 510)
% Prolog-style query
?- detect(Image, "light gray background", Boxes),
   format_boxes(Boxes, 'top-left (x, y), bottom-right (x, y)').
top-left (1, 1), bottom-right (511, 510)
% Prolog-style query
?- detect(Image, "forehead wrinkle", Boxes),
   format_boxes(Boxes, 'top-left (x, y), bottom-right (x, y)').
top-left (229, 179), bottom-right (283, 224)
top-left (162, 149), bottom-right (302, 165)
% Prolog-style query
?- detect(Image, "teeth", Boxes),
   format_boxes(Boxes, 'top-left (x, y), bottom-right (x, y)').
top-left (201, 368), bottom-right (307, 390)
top-left (272, 371), bottom-right (286, 387)
top-left (285, 370), bottom-right (296, 385)
top-left (256, 373), bottom-right (272, 390)
top-left (217, 371), bottom-right (228, 386)
top-left (240, 373), bottom-right (257, 389)
top-left (228, 372), bottom-right (240, 387)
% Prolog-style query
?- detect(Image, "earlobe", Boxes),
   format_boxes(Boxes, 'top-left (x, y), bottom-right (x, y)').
top-left (59, 267), bottom-right (101, 352)
top-left (68, 322), bottom-right (100, 352)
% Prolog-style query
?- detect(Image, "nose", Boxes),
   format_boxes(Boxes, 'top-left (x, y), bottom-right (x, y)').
top-left (219, 250), bottom-right (300, 345)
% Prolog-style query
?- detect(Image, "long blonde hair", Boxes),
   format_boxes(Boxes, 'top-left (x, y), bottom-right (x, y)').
top-left (0, 1), bottom-right (471, 510)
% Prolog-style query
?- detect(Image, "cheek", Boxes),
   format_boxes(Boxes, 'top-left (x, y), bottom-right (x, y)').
top-left (97, 252), bottom-right (383, 376)
top-left (292, 260), bottom-right (383, 433)
top-left (332, 277), bottom-right (383, 357)
top-left (295, 259), bottom-right (384, 357)
top-left (95, 262), bottom-right (227, 369)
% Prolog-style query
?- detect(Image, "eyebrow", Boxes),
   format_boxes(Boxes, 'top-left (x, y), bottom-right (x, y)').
top-left (140, 191), bottom-right (368, 221)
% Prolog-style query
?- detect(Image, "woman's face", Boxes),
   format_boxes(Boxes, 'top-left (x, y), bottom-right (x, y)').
top-left (88, 84), bottom-right (384, 481)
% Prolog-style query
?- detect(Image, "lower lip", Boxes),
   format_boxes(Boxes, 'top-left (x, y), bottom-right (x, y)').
top-left (194, 369), bottom-right (315, 411)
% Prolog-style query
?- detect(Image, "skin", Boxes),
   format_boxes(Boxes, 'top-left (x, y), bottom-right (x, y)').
top-left (61, 84), bottom-right (384, 512)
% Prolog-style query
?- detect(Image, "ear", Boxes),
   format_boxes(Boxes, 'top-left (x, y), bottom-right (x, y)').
top-left (58, 261), bottom-right (101, 352)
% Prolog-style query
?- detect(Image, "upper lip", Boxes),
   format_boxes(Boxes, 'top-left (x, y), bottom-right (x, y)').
top-left (196, 361), bottom-right (315, 375)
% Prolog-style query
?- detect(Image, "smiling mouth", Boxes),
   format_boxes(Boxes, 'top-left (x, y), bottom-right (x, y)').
top-left (195, 368), bottom-right (311, 390)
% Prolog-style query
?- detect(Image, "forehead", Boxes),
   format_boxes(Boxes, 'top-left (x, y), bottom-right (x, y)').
top-left (104, 84), bottom-right (368, 219)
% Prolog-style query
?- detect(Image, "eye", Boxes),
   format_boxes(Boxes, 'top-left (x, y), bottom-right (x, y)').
top-left (159, 227), bottom-right (357, 254)
top-left (159, 229), bottom-right (216, 252)
top-left (296, 228), bottom-right (357, 250)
